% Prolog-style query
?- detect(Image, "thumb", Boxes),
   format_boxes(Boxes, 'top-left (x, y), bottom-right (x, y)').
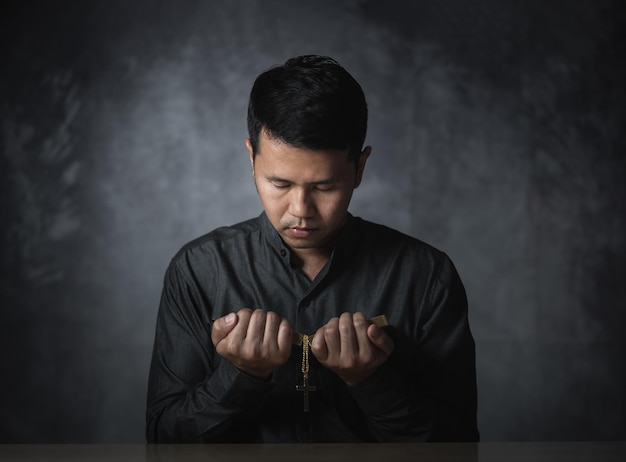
top-left (310, 326), bottom-right (328, 362)
top-left (276, 318), bottom-right (294, 355)
top-left (367, 324), bottom-right (394, 357)
top-left (211, 312), bottom-right (238, 346)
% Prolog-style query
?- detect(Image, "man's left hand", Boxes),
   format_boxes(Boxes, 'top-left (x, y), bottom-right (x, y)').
top-left (310, 312), bottom-right (394, 386)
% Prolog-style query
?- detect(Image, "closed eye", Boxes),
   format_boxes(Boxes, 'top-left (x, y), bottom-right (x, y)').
top-left (272, 182), bottom-right (291, 189)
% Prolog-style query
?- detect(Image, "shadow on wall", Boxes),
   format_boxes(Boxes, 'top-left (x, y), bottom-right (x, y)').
top-left (0, 0), bottom-right (625, 442)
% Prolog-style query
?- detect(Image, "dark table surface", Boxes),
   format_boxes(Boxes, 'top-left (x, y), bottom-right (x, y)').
top-left (1, 442), bottom-right (625, 462)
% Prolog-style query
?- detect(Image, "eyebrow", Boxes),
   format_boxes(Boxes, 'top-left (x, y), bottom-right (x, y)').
top-left (265, 175), bottom-right (338, 185)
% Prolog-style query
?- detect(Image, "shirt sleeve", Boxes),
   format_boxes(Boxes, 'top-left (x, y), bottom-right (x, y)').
top-left (347, 252), bottom-right (479, 442)
top-left (145, 259), bottom-right (275, 443)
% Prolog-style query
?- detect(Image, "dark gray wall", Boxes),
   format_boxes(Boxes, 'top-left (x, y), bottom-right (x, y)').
top-left (1, 0), bottom-right (624, 442)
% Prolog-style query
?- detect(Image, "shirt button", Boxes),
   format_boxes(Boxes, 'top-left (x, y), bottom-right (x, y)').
top-left (280, 249), bottom-right (287, 257)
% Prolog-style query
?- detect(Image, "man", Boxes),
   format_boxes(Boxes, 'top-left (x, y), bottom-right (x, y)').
top-left (146, 55), bottom-right (478, 443)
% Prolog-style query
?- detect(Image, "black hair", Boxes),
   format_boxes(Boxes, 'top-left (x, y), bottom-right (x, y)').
top-left (247, 55), bottom-right (368, 163)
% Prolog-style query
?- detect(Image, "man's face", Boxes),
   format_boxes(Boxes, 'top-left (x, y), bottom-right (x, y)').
top-left (247, 131), bottom-right (370, 256)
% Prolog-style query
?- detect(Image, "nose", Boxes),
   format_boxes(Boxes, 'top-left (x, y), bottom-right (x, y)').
top-left (288, 187), bottom-right (314, 218)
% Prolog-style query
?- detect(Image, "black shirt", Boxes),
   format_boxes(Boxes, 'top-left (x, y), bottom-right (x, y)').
top-left (146, 213), bottom-right (479, 443)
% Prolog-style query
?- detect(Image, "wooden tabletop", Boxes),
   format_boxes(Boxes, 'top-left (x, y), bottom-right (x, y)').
top-left (0, 442), bottom-right (625, 461)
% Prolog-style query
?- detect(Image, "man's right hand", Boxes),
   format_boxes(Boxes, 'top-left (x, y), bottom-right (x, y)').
top-left (211, 308), bottom-right (293, 379)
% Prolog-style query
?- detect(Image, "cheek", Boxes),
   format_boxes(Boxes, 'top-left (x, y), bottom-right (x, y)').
top-left (318, 191), bottom-right (352, 218)
top-left (257, 182), bottom-right (279, 202)
top-left (258, 189), bottom-right (286, 214)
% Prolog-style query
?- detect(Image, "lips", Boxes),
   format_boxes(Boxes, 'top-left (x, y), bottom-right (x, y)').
top-left (287, 227), bottom-right (316, 238)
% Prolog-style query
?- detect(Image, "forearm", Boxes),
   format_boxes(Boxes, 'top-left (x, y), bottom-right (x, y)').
top-left (347, 342), bottom-right (478, 443)
top-left (146, 359), bottom-right (274, 443)
top-left (347, 360), bottom-right (432, 442)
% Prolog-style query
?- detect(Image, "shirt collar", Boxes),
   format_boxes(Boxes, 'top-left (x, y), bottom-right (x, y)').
top-left (258, 212), bottom-right (287, 256)
top-left (328, 212), bottom-right (360, 264)
top-left (258, 211), bottom-right (359, 262)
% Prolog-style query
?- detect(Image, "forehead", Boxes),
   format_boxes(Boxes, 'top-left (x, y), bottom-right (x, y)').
top-left (255, 132), bottom-right (352, 180)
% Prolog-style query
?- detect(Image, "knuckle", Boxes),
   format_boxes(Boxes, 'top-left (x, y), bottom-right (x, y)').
top-left (252, 308), bottom-right (265, 319)
top-left (243, 343), bottom-right (260, 360)
top-left (362, 350), bottom-right (375, 365)
top-left (280, 318), bottom-right (292, 334)
top-left (222, 341), bottom-right (239, 358)
top-left (339, 322), bottom-right (352, 336)
top-left (353, 313), bottom-right (368, 328)
top-left (237, 308), bottom-right (253, 321)
top-left (278, 348), bottom-right (290, 361)
top-left (341, 358), bottom-right (357, 370)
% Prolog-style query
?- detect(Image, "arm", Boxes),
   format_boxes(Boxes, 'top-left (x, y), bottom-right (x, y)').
top-left (312, 254), bottom-right (478, 442)
top-left (311, 313), bottom-right (432, 441)
top-left (145, 261), bottom-right (288, 443)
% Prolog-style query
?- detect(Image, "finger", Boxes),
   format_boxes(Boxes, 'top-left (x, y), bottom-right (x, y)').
top-left (227, 308), bottom-right (253, 345)
top-left (352, 312), bottom-right (371, 352)
top-left (310, 325), bottom-right (328, 361)
top-left (339, 312), bottom-right (357, 356)
top-left (323, 317), bottom-right (341, 358)
top-left (263, 311), bottom-right (281, 349)
top-left (277, 318), bottom-right (294, 358)
top-left (367, 324), bottom-right (395, 357)
top-left (246, 309), bottom-right (267, 345)
top-left (211, 312), bottom-right (238, 346)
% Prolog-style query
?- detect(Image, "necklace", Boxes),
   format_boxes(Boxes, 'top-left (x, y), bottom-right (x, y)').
top-left (293, 314), bottom-right (388, 412)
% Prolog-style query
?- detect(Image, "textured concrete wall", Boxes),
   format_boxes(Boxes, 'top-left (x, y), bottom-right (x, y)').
top-left (1, 0), bottom-right (624, 442)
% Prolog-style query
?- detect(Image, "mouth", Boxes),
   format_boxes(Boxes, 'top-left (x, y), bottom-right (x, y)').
top-left (286, 227), bottom-right (317, 238)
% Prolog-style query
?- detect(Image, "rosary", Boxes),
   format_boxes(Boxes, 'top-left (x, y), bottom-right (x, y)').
top-left (292, 314), bottom-right (388, 412)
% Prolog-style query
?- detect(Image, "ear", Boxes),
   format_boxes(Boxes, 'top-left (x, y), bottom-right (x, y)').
top-left (353, 146), bottom-right (372, 189)
top-left (245, 138), bottom-right (255, 173)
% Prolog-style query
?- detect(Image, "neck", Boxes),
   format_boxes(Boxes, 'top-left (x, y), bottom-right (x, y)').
top-left (286, 215), bottom-right (349, 281)
top-left (290, 246), bottom-right (332, 281)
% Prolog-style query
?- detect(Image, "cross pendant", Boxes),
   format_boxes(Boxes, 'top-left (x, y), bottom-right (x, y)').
top-left (296, 374), bottom-right (316, 412)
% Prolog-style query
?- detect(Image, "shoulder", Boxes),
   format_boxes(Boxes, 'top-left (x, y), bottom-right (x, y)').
top-left (354, 218), bottom-right (467, 311)
top-left (179, 216), bottom-right (260, 253)
top-left (349, 216), bottom-right (459, 284)
top-left (168, 216), bottom-right (262, 273)
top-left (354, 217), bottom-right (444, 259)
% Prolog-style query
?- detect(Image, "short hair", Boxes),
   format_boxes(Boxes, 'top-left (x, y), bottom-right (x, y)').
top-left (247, 55), bottom-right (368, 163)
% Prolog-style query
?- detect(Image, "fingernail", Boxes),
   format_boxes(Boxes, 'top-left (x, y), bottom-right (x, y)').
top-left (225, 313), bottom-right (236, 325)
top-left (369, 325), bottom-right (381, 338)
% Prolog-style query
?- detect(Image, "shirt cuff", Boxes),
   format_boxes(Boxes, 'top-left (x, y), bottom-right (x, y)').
top-left (347, 361), bottom-right (412, 416)
top-left (206, 358), bottom-right (276, 408)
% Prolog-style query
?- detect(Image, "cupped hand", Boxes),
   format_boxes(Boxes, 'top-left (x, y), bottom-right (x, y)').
top-left (211, 308), bottom-right (293, 379)
top-left (310, 312), bottom-right (394, 385)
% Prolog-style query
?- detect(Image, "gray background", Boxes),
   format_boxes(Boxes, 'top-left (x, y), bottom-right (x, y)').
top-left (1, 0), bottom-right (625, 442)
